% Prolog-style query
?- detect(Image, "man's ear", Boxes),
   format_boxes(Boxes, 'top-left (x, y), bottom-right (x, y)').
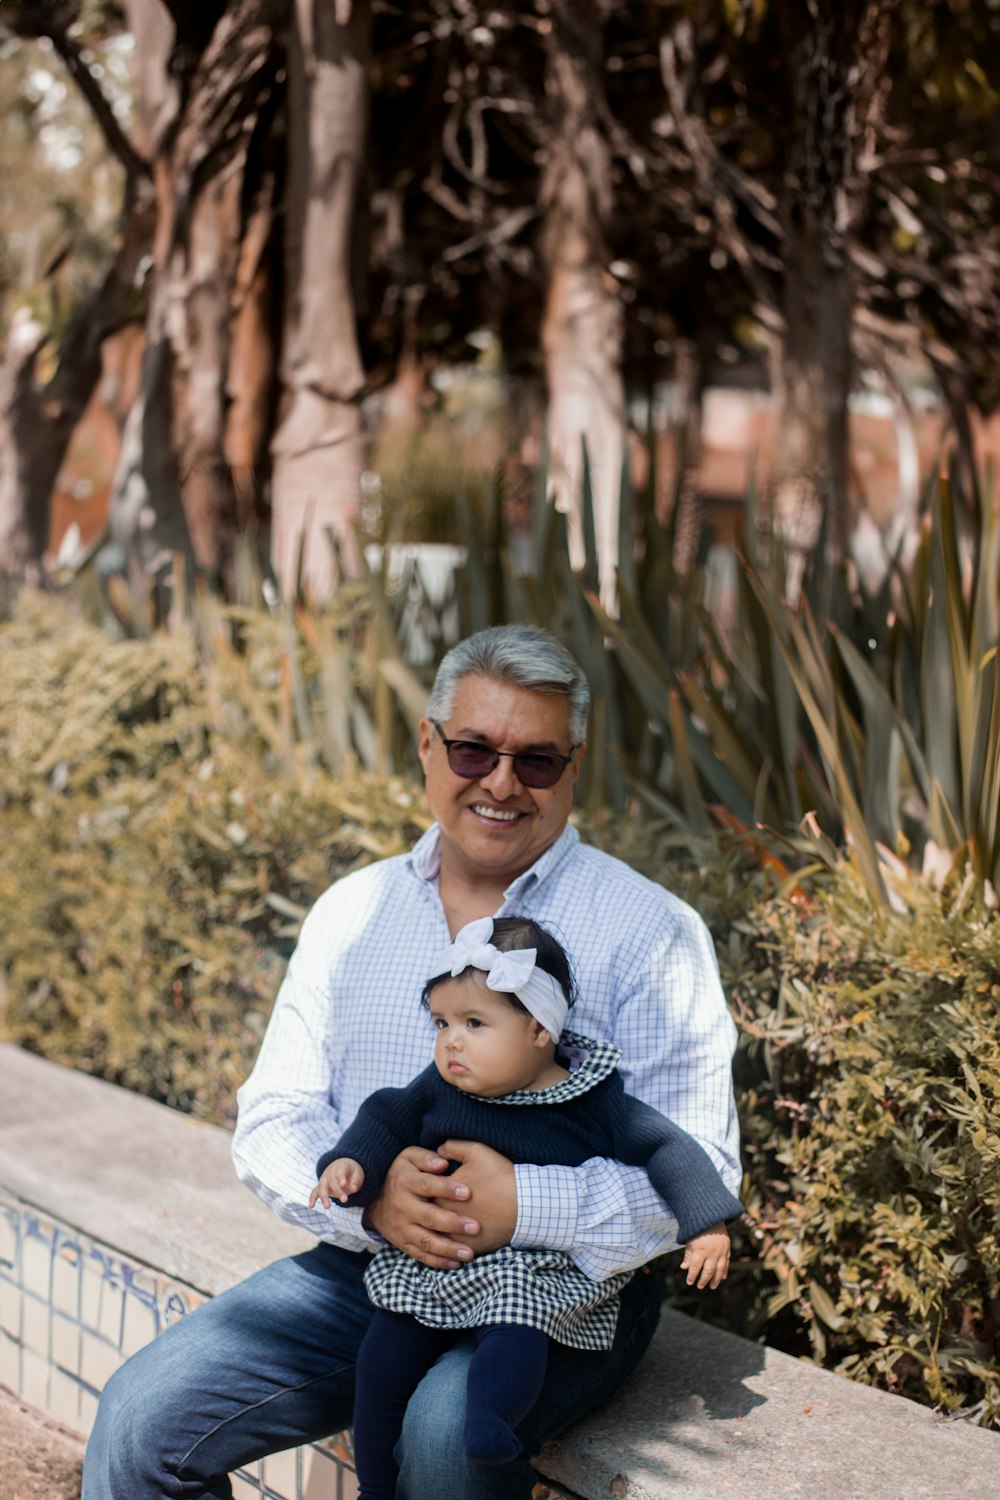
top-left (569, 741), bottom-right (587, 785)
top-left (418, 717), bottom-right (433, 775)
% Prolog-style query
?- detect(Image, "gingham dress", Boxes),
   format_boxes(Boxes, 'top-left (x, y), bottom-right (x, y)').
top-left (362, 1036), bottom-right (636, 1351)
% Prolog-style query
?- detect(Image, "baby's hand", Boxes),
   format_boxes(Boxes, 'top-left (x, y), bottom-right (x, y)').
top-left (309, 1158), bottom-right (365, 1209)
top-left (681, 1222), bottom-right (731, 1290)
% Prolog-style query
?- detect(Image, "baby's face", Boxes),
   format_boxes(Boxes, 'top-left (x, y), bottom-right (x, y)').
top-left (428, 974), bottom-right (551, 1097)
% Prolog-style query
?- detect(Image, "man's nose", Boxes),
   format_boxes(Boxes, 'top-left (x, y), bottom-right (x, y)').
top-left (478, 754), bottom-right (520, 798)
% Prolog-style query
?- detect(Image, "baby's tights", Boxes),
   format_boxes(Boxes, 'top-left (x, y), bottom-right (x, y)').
top-left (351, 1308), bottom-right (549, 1499)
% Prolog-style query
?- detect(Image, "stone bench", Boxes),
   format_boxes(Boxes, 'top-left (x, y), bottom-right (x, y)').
top-left (1, 1043), bottom-right (997, 1500)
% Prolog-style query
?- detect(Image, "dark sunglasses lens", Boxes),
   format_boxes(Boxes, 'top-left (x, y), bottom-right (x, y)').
top-left (446, 743), bottom-right (498, 778)
top-left (511, 754), bottom-right (564, 788)
top-left (444, 741), bottom-right (566, 787)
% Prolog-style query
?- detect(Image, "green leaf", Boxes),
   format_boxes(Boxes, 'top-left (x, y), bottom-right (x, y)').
top-left (808, 1279), bottom-right (846, 1331)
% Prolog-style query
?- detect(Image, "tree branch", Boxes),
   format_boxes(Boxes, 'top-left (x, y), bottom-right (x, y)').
top-left (9, 4), bottom-right (150, 183)
top-left (48, 25), bottom-right (151, 184)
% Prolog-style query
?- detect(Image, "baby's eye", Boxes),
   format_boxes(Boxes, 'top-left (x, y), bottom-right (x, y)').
top-left (433, 1018), bottom-right (447, 1030)
top-left (466, 1018), bottom-right (484, 1029)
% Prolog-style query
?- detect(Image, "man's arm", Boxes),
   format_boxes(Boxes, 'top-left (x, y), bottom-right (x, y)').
top-left (233, 873), bottom-right (481, 1260)
top-left (231, 889), bottom-right (375, 1251)
top-left (236, 962), bottom-right (495, 1263)
top-left (512, 901), bottom-right (740, 1280)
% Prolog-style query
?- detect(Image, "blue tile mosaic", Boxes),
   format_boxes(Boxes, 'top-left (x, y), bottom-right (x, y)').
top-left (0, 1192), bottom-right (571, 1500)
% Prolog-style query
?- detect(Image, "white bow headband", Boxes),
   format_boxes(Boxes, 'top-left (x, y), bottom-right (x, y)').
top-left (432, 916), bottom-right (569, 1039)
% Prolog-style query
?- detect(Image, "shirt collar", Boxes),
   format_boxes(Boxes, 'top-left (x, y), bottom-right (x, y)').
top-left (408, 821), bottom-right (580, 898)
top-left (503, 822), bottom-right (579, 899)
top-left (409, 824), bottom-right (445, 881)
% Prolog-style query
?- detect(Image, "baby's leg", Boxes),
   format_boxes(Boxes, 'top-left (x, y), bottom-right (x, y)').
top-left (464, 1324), bottom-right (549, 1464)
top-left (352, 1309), bottom-right (453, 1500)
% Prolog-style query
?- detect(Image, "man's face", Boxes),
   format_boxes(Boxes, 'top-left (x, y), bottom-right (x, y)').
top-left (418, 673), bottom-right (583, 885)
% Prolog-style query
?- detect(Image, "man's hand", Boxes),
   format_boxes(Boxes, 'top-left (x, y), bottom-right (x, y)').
top-left (434, 1140), bottom-right (517, 1256)
top-left (363, 1146), bottom-right (482, 1270)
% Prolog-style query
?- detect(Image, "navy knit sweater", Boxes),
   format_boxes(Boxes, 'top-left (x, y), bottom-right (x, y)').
top-left (318, 1048), bottom-right (742, 1244)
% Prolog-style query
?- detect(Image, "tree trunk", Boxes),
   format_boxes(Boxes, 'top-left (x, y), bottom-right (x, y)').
top-left (0, 312), bottom-right (49, 579)
top-left (109, 0), bottom-right (284, 592)
top-left (270, 0), bottom-right (372, 601)
top-left (0, 5), bottom-right (156, 583)
top-left (668, 335), bottom-right (705, 576)
top-left (771, 0), bottom-right (891, 575)
top-left (539, 0), bottom-right (624, 613)
top-left (0, 197), bottom-right (155, 581)
top-left (772, 207), bottom-right (853, 565)
top-left (225, 190), bottom-right (279, 529)
top-left (162, 165), bottom-right (245, 579)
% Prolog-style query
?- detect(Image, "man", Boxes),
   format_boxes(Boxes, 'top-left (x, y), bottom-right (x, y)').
top-left (83, 624), bottom-right (740, 1500)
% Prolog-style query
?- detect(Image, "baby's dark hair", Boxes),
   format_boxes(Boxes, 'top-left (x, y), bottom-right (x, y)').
top-left (421, 916), bottom-right (577, 1015)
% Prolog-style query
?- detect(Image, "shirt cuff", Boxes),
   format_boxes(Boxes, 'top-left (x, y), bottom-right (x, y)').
top-left (318, 1204), bottom-right (381, 1253)
top-left (511, 1164), bottom-right (580, 1252)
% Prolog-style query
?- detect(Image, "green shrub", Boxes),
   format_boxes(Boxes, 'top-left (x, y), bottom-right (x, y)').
top-left (527, 820), bottom-right (1000, 1425)
top-left (0, 754), bottom-right (428, 1123)
top-left (724, 855), bottom-right (1000, 1425)
top-left (0, 591), bottom-right (429, 1122)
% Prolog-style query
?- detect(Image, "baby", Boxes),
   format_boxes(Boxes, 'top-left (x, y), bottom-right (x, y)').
top-left (312, 915), bottom-right (742, 1500)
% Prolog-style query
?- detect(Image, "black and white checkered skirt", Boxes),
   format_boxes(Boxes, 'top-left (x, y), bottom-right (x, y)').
top-left (363, 1245), bottom-right (633, 1351)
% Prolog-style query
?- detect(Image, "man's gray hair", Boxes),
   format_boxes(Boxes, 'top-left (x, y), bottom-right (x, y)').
top-left (427, 626), bottom-right (590, 742)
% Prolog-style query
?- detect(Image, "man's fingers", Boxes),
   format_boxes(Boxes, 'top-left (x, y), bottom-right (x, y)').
top-left (399, 1146), bottom-right (452, 1174)
top-left (365, 1144), bottom-right (487, 1266)
top-left (416, 1202), bottom-right (480, 1239)
top-left (406, 1249), bottom-right (464, 1270)
top-left (396, 1162), bottom-right (471, 1202)
top-left (396, 1224), bottom-right (478, 1268)
top-left (412, 1173), bottom-right (471, 1202)
top-left (435, 1138), bottom-right (469, 1160)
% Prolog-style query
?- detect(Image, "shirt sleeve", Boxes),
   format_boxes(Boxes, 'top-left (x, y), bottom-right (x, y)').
top-left (511, 899), bottom-right (740, 1280)
top-left (231, 886), bottom-right (377, 1253)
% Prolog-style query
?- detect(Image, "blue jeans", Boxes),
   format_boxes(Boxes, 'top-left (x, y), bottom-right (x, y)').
top-left (82, 1243), bottom-right (663, 1500)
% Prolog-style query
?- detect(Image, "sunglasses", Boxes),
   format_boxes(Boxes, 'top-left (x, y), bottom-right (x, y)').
top-left (431, 721), bottom-right (577, 789)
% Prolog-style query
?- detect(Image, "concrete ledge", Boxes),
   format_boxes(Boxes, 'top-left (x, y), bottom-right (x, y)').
top-left (540, 1309), bottom-right (1000, 1500)
top-left (0, 1044), bottom-right (310, 1297)
top-left (2, 1043), bottom-right (998, 1500)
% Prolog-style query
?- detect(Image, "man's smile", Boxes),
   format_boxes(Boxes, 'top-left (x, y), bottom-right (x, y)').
top-left (469, 803), bottom-right (525, 823)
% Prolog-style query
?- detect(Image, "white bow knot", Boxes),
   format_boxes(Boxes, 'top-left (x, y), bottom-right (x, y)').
top-left (434, 916), bottom-right (568, 1039)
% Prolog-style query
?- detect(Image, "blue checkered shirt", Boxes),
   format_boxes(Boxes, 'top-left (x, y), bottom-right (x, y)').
top-left (232, 823), bottom-right (740, 1280)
